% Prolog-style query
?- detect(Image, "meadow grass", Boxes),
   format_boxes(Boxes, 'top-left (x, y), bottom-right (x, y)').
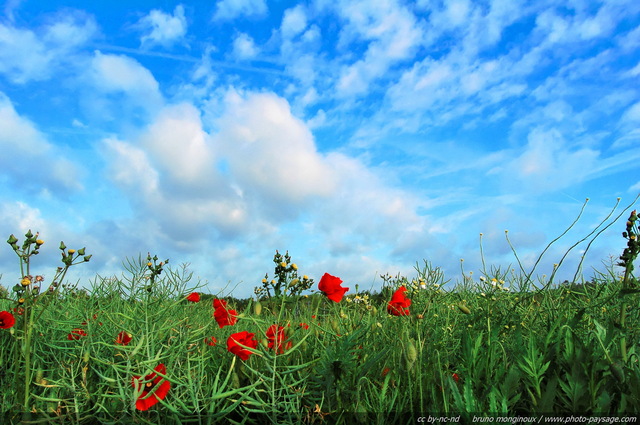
top-left (0, 200), bottom-right (639, 424)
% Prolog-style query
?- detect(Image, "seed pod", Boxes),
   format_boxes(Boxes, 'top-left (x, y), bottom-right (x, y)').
top-left (330, 319), bottom-right (340, 334)
top-left (253, 301), bottom-right (262, 316)
top-left (610, 362), bottom-right (625, 383)
top-left (35, 368), bottom-right (44, 383)
top-left (458, 303), bottom-right (471, 315)
top-left (231, 371), bottom-right (240, 389)
top-left (405, 338), bottom-right (418, 364)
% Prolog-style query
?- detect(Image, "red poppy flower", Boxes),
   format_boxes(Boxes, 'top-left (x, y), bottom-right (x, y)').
top-left (387, 286), bottom-right (411, 316)
top-left (381, 367), bottom-right (391, 377)
top-left (204, 336), bottom-right (217, 346)
top-left (132, 363), bottom-right (171, 411)
top-left (318, 273), bottom-right (349, 303)
top-left (116, 331), bottom-right (132, 346)
top-left (213, 299), bottom-right (238, 329)
top-left (0, 311), bottom-right (15, 329)
top-left (266, 324), bottom-right (292, 354)
top-left (299, 322), bottom-right (309, 330)
top-left (452, 373), bottom-right (460, 383)
top-left (12, 307), bottom-right (24, 316)
top-left (67, 328), bottom-right (87, 340)
top-left (186, 292), bottom-right (200, 302)
top-left (227, 331), bottom-right (258, 361)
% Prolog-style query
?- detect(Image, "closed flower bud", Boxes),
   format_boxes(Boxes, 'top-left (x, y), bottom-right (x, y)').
top-left (59, 242), bottom-right (66, 250)
top-left (77, 247), bottom-right (85, 256)
top-left (36, 239), bottom-right (44, 246)
top-left (68, 249), bottom-right (76, 255)
top-left (458, 303), bottom-right (471, 315)
top-left (405, 338), bottom-right (418, 364)
top-left (610, 362), bottom-right (625, 383)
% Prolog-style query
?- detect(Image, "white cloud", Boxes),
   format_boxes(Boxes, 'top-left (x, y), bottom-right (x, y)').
top-left (333, 0), bottom-right (425, 96)
top-left (281, 5), bottom-right (307, 39)
top-left (212, 0), bottom-right (267, 21)
top-left (214, 90), bottom-right (337, 209)
top-left (231, 32), bottom-right (259, 59)
top-left (83, 51), bottom-right (164, 122)
top-left (503, 128), bottom-right (600, 193)
top-left (139, 103), bottom-right (216, 188)
top-left (0, 93), bottom-right (83, 194)
top-left (137, 5), bottom-right (188, 48)
top-left (0, 11), bottom-right (97, 83)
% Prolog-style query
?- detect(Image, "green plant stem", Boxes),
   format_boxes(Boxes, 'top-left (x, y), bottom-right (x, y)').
top-left (619, 265), bottom-right (632, 363)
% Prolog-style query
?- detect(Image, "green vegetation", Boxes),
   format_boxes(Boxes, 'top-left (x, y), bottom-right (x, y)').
top-left (0, 198), bottom-right (639, 424)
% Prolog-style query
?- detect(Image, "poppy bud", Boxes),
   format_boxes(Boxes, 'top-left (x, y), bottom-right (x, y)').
top-left (254, 301), bottom-right (262, 316)
top-left (83, 351), bottom-right (90, 363)
top-left (610, 362), bottom-right (625, 383)
top-left (405, 338), bottom-right (418, 364)
top-left (330, 319), bottom-right (340, 334)
top-left (231, 371), bottom-right (240, 389)
top-left (458, 303), bottom-right (471, 315)
top-left (35, 368), bottom-right (44, 383)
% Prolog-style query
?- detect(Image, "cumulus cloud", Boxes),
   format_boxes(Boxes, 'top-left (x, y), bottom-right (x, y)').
top-left (0, 93), bottom-right (83, 195)
top-left (212, 0), bottom-right (267, 21)
top-left (82, 51), bottom-right (164, 122)
top-left (213, 90), bottom-right (337, 211)
top-left (0, 10), bottom-right (97, 83)
top-left (281, 5), bottom-right (307, 39)
top-left (231, 32), bottom-right (259, 59)
top-left (136, 5), bottom-right (188, 48)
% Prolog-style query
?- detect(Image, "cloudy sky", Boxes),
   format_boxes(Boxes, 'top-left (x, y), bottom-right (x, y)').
top-left (1, 0), bottom-right (639, 298)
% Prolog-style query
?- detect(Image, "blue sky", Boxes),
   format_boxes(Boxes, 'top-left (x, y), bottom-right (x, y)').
top-left (1, 0), bottom-right (639, 298)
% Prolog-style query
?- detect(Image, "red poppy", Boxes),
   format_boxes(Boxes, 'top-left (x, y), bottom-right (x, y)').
top-left (204, 336), bottom-right (217, 346)
top-left (12, 307), bottom-right (24, 316)
top-left (381, 367), bottom-right (391, 377)
top-left (0, 311), bottom-right (15, 329)
top-left (213, 299), bottom-right (238, 329)
top-left (299, 322), bottom-right (309, 330)
top-left (68, 328), bottom-right (87, 340)
top-left (132, 363), bottom-right (171, 411)
top-left (186, 292), bottom-right (200, 302)
top-left (452, 373), bottom-right (460, 383)
top-left (116, 331), bottom-right (132, 346)
top-left (227, 331), bottom-right (258, 361)
top-left (318, 273), bottom-right (349, 303)
top-left (387, 286), bottom-right (411, 316)
top-left (266, 324), bottom-right (292, 354)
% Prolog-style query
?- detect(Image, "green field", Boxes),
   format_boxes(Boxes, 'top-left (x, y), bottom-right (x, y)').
top-left (0, 208), bottom-right (639, 424)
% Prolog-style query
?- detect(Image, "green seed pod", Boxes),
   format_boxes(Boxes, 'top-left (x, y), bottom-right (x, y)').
top-left (254, 301), bottom-right (262, 316)
top-left (231, 371), bottom-right (240, 389)
top-left (35, 368), bottom-right (44, 383)
top-left (458, 303), bottom-right (471, 315)
top-left (405, 338), bottom-right (418, 364)
top-left (610, 362), bottom-right (625, 383)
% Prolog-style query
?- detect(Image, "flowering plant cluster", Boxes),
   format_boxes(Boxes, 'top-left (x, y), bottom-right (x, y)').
top-left (254, 250), bottom-right (314, 298)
